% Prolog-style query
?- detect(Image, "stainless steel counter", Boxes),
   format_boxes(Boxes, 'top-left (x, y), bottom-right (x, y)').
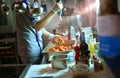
top-left (19, 61), bottom-right (115, 78)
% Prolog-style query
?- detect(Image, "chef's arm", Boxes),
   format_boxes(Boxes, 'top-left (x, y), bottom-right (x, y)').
top-left (42, 29), bottom-right (55, 39)
top-left (34, 3), bottom-right (63, 31)
top-left (42, 29), bottom-right (64, 44)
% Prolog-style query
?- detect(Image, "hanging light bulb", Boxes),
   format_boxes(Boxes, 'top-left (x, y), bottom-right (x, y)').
top-left (1, 1), bottom-right (9, 15)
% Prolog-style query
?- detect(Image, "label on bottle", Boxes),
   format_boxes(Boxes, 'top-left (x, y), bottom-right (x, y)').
top-left (99, 36), bottom-right (120, 56)
top-left (98, 15), bottom-right (120, 56)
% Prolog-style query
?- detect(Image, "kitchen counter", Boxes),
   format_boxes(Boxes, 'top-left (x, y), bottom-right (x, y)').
top-left (20, 63), bottom-right (74, 78)
top-left (19, 61), bottom-right (115, 78)
top-left (19, 45), bottom-right (115, 78)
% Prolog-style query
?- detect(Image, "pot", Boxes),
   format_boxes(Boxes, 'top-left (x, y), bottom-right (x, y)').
top-left (1, 2), bottom-right (9, 15)
top-left (50, 54), bottom-right (68, 69)
top-left (12, 1), bottom-right (27, 13)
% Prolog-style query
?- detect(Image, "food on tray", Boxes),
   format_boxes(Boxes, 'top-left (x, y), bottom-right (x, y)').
top-left (52, 36), bottom-right (64, 45)
top-left (48, 45), bottom-right (72, 52)
top-left (46, 37), bottom-right (74, 52)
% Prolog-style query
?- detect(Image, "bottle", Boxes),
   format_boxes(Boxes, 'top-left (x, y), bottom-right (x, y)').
top-left (70, 26), bottom-right (76, 41)
top-left (73, 31), bottom-right (80, 64)
top-left (74, 44), bottom-right (80, 64)
top-left (98, 0), bottom-right (119, 56)
top-left (98, 0), bottom-right (120, 77)
top-left (92, 55), bottom-right (99, 72)
top-left (80, 31), bottom-right (88, 57)
top-left (89, 33), bottom-right (95, 54)
top-left (79, 31), bottom-right (90, 65)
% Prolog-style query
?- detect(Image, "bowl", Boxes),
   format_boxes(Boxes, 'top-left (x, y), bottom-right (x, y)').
top-left (70, 63), bottom-right (89, 76)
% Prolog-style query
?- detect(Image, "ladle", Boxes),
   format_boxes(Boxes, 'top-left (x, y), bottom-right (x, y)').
top-left (1, 0), bottom-right (9, 15)
top-left (11, 0), bottom-right (27, 13)
top-left (29, 0), bottom-right (43, 16)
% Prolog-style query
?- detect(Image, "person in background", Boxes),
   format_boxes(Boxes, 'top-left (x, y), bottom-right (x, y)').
top-left (14, 0), bottom-right (63, 64)
top-left (62, 28), bottom-right (69, 40)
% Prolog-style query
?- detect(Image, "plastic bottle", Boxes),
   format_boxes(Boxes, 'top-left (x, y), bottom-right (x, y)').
top-left (89, 33), bottom-right (95, 54)
top-left (98, 0), bottom-right (120, 77)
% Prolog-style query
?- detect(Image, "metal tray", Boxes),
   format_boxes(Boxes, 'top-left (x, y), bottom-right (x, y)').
top-left (42, 42), bottom-right (72, 60)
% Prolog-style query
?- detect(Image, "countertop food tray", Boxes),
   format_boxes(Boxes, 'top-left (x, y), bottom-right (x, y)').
top-left (42, 42), bottom-right (72, 59)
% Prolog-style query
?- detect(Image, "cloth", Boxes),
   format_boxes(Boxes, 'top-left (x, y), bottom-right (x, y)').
top-left (16, 0), bottom-right (44, 64)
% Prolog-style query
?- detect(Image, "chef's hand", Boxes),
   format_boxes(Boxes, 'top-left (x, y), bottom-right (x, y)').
top-left (52, 1), bottom-right (63, 13)
top-left (52, 35), bottom-right (64, 45)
